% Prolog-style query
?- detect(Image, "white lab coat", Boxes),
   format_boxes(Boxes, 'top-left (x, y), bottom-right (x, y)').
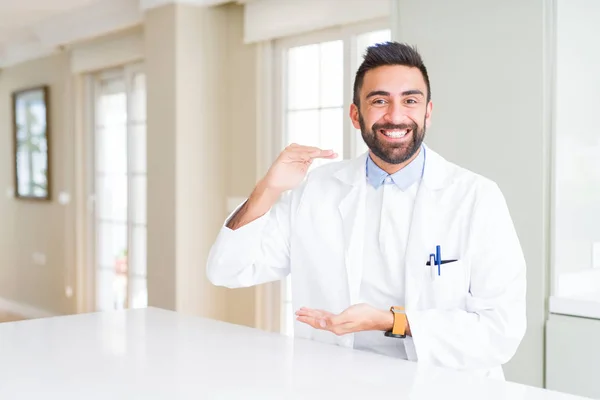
top-left (206, 145), bottom-right (526, 380)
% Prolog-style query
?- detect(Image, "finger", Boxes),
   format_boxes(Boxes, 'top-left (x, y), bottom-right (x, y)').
top-left (321, 152), bottom-right (339, 159)
top-left (311, 308), bottom-right (334, 317)
top-left (302, 149), bottom-right (337, 159)
top-left (295, 308), bottom-right (332, 319)
top-left (284, 152), bottom-right (337, 165)
top-left (296, 307), bottom-right (327, 313)
top-left (287, 144), bottom-right (327, 154)
top-left (286, 142), bottom-right (338, 157)
top-left (296, 316), bottom-right (328, 329)
top-left (283, 151), bottom-right (313, 163)
top-left (297, 312), bottom-right (336, 329)
top-left (285, 152), bottom-right (333, 164)
top-left (295, 309), bottom-right (320, 318)
top-left (298, 316), bottom-right (358, 335)
top-left (287, 148), bottom-right (337, 161)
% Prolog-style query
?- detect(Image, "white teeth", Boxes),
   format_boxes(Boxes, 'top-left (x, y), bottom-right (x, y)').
top-left (383, 129), bottom-right (408, 138)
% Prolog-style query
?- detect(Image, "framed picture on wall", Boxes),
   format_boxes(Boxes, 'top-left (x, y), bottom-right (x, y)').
top-left (12, 85), bottom-right (51, 200)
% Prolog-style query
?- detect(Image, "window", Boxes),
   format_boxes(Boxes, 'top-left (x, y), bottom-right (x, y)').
top-left (285, 40), bottom-right (344, 169)
top-left (88, 63), bottom-right (147, 311)
top-left (274, 23), bottom-right (391, 336)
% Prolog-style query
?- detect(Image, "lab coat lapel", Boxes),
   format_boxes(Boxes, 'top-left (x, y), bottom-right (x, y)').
top-left (404, 186), bottom-right (442, 308)
top-left (335, 154), bottom-right (368, 306)
top-left (404, 146), bottom-right (451, 308)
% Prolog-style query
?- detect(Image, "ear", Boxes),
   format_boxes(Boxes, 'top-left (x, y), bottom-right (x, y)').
top-left (424, 101), bottom-right (433, 129)
top-left (350, 103), bottom-right (361, 130)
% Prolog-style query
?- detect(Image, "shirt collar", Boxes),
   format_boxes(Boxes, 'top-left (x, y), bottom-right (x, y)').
top-left (365, 145), bottom-right (426, 190)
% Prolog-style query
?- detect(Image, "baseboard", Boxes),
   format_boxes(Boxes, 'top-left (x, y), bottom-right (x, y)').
top-left (0, 297), bottom-right (57, 319)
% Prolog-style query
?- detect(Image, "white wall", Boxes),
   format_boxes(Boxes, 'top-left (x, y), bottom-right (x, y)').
top-left (393, 0), bottom-right (552, 388)
top-left (553, 0), bottom-right (600, 288)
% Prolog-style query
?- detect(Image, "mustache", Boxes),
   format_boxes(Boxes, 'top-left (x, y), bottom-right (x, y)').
top-left (371, 122), bottom-right (418, 131)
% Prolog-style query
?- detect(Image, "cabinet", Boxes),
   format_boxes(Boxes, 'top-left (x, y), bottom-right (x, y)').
top-left (546, 313), bottom-right (600, 399)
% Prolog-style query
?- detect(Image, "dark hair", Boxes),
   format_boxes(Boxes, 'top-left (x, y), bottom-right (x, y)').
top-left (353, 41), bottom-right (431, 106)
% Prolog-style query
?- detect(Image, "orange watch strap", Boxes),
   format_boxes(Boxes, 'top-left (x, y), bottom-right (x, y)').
top-left (391, 306), bottom-right (407, 336)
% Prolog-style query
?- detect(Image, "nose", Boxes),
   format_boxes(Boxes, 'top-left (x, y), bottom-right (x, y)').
top-left (384, 99), bottom-right (406, 125)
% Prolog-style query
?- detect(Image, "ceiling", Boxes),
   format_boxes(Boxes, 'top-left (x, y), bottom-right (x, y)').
top-left (0, 0), bottom-right (237, 68)
top-left (0, 0), bottom-right (98, 38)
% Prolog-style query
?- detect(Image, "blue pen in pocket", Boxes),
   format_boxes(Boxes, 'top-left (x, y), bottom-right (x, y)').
top-left (427, 247), bottom-right (458, 279)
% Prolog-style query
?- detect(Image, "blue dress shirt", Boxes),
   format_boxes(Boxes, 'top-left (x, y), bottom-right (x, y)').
top-left (365, 145), bottom-right (426, 190)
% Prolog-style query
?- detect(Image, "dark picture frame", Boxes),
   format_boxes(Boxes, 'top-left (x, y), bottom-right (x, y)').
top-left (12, 85), bottom-right (51, 201)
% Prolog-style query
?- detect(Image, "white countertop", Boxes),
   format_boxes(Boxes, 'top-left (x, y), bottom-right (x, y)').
top-left (549, 294), bottom-right (600, 320)
top-left (550, 269), bottom-right (600, 320)
top-left (0, 307), bottom-right (588, 399)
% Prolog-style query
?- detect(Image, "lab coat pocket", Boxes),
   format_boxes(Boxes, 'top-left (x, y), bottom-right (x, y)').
top-left (428, 259), bottom-right (468, 309)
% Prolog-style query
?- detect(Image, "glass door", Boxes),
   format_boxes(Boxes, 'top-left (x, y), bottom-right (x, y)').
top-left (89, 63), bottom-right (147, 311)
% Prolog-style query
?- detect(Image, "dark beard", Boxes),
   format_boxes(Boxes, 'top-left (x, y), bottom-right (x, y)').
top-left (359, 112), bottom-right (426, 165)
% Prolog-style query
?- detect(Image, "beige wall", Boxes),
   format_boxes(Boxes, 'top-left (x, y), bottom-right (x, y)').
top-left (0, 2), bottom-right (258, 326)
top-left (227, 4), bottom-right (258, 198)
top-left (145, 2), bottom-right (257, 325)
top-left (223, 3), bottom-right (257, 328)
top-left (0, 52), bottom-right (76, 316)
top-left (144, 4), bottom-right (179, 313)
top-left (174, 2), bottom-right (229, 318)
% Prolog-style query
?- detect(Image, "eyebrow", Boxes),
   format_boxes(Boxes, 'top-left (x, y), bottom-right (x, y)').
top-left (365, 89), bottom-right (425, 98)
top-left (401, 89), bottom-right (425, 97)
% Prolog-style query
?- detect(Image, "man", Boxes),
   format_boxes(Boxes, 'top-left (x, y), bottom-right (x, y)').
top-left (207, 42), bottom-right (526, 380)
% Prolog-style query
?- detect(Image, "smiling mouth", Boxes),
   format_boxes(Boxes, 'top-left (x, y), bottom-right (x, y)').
top-left (379, 128), bottom-right (411, 139)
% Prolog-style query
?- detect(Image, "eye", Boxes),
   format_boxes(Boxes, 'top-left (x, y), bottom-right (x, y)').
top-left (372, 99), bottom-right (387, 105)
top-left (405, 98), bottom-right (418, 104)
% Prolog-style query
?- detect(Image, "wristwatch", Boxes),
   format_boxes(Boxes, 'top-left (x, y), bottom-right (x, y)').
top-left (384, 306), bottom-right (407, 338)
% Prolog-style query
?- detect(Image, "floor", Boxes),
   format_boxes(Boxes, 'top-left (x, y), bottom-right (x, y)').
top-left (0, 310), bottom-right (26, 323)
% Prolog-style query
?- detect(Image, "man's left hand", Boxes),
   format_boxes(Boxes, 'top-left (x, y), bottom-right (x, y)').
top-left (295, 303), bottom-right (393, 336)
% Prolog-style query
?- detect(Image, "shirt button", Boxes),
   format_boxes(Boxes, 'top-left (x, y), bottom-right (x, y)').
top-left (385, 177), bottom-right (392, 184)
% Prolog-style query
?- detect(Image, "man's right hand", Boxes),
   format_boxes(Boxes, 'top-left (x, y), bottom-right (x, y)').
top-left (226, 144), bottom-right (337, 230)
top-left (262, 144), bottom-right (338, 192)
